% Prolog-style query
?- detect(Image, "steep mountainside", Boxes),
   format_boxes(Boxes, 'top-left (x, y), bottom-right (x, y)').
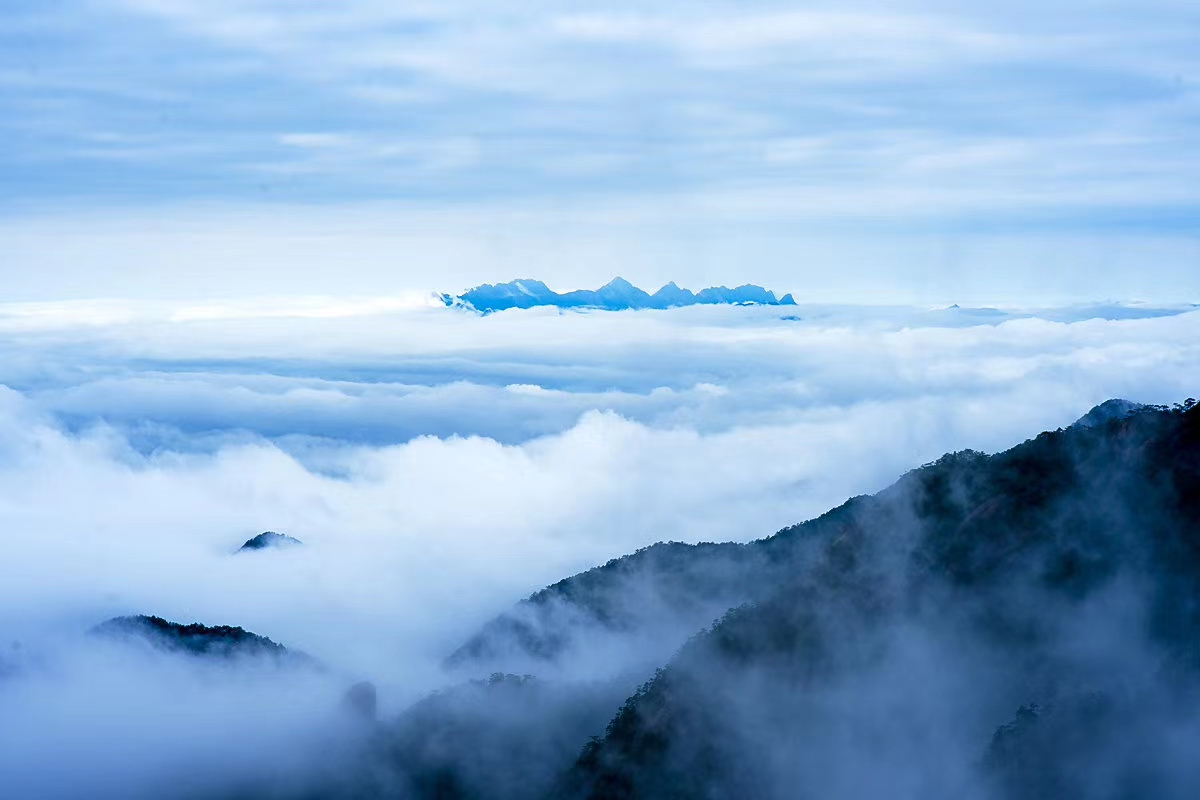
top-left (561, 401), bottom-right (1200, 799)
top-left (450, 400), bottom-right (1199, 679)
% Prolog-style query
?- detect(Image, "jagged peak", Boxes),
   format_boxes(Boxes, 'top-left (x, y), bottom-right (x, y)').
top-left (448, 278), bottom-right (793, 313)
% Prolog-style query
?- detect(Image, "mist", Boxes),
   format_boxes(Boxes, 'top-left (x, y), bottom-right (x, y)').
top-left (564, 405), bottom-right (1200, 799)
top-left (0, 301), bottom-right (1198, 797)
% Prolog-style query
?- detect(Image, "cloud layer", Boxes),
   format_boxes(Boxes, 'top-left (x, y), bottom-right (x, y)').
top-left (0, 302), bottom-right (1197, 796)
top-left (1, 1), bottom-right (1198, 301)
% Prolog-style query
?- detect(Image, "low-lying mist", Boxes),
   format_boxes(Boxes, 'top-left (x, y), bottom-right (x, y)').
top-left (0, 302), bottom-right (1197, 797)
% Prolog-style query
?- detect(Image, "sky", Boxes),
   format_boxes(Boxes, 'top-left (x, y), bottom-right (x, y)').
top-left (1, 0), bottom-right (1198, 302)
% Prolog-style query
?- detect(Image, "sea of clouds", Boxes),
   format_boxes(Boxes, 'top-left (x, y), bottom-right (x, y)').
top-left (0, 297), bottom-right (1197, 796)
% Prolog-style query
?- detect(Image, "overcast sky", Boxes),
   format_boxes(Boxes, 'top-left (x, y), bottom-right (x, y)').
top-left (1, 0), bottom-right (1198, 301)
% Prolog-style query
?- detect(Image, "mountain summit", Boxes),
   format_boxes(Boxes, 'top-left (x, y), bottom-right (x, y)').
top-left (1071, 398), bottom-right (1147, 429)
top-left (237, 531), bottom-right (303, 552)
top-left (441, 278), bottom-right (796, 313)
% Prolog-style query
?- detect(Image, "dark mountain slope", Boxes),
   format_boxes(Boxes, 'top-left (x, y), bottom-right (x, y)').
top-left (451, 400), bottom-right (1199, 680)
top-left (444, 541), bottom-right (772, 674)
top-left (238, 531), bottom-right (303, 552)
top-left (443, 500), bottom-right (887, 676)
top-left (93, 615), bottom-right (317, 668)
top-left (563, 402), bottom-right (1200, 799)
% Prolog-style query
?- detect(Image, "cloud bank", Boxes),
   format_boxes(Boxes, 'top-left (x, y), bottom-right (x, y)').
top-left (2, 1), bottom-right (1199, 303)
top-left (0, 301), bottom-right (1197, 796)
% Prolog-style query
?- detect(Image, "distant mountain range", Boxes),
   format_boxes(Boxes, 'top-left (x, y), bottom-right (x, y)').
top-left (440, 278), bottom-right (796, 313)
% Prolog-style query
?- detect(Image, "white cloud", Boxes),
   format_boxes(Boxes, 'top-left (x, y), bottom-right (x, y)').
top-left (551, 9), bottom-right (1023, 73)
top-left (1, 1), bottom-right (1195, 304)
top-left (1, 302), bottom-right (1197, 794)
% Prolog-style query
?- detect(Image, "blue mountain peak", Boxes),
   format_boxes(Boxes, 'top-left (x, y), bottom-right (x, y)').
top-left (446, 278), bottom-right (796, 313)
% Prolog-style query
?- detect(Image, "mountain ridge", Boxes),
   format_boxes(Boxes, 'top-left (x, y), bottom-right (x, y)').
top-left (440, 278), bottom-right (797, 313)
top-left (92, 614), bottom-right (312, 665)
top-left (446, 398), bottom-right (1198, 680)
top-left (557, 398), bottom-right (1200, 799)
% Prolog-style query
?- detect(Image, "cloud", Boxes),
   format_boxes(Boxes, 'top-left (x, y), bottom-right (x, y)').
top-left (0, 302), bottom-right (1197, 794)
top-left (1, 3), bottom-right (1196, 309)
top-left (0, 635), bottom-right (352, 799)
top-left (550, 9), bottom-right (1023, 72)
top-left (2, 0), bottom-right (1197, 265)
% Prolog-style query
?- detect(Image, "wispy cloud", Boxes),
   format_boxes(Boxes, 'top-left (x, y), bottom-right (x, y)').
top-left (1, 1), bottom-right (1195, 204)
top-left (0, 1), bottom-right (1196, 297)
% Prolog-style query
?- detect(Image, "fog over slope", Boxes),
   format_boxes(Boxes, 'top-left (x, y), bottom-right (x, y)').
top-left (563, 403), bottom-right (1200, 799)
top-left (0, 301), bottom-right (1197, 797)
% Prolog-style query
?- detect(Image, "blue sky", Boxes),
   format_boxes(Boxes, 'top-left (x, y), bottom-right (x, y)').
top-left (1, 0), bottom-right (1198, 300)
